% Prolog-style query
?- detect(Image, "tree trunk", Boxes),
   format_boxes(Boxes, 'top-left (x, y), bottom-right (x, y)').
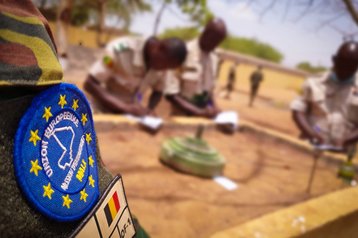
top-left (153, 1), bottom-right (167, 36)
top-left (56, 0), bottom-right (73, 57)
top-left (96, 0), bottom-right (107, 48)
top-left (342, 0), bottom-right (358, 27)
top-left (40, 0), bottom-right (47, 8)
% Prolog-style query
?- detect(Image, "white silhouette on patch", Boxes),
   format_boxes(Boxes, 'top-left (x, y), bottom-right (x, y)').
top-left (49, 126), bottom-right (76, 170)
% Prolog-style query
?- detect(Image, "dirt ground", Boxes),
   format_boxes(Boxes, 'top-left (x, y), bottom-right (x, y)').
top-left (63, 46), bottom-right (344, 237)
top-left (96, 125), bottom-right (347, 238)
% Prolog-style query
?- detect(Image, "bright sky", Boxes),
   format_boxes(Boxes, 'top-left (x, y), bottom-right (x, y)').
top-left (130, 0), bottom-right (356, 68)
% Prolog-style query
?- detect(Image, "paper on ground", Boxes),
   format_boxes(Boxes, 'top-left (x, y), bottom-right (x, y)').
top-left (140, 116), bottom-right (163, 130)
top-left (313, 144), bottom-right (344, 152)
top-left (214, 111), bottom-right (239, 129)
top-left (213, 176), bottom-right (239, 191)
top-left (124, 114), bottom-right (163, 130)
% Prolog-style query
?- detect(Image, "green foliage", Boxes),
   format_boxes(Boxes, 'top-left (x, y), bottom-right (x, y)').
top-left (296, 62), bottom-right (327, 74)
top-left (161, 27), bottom-right (284, 63)
top-left (160, 27), bottom-right (200, 41)
top-left (71, 0), bottom-right (151, 29)
top-left (163, 0), bottom-right (212, 26)
top-left (70, 4), bottom-right (91, 26)
top-left (33, 0), bottom-right (151, 29)
top-left (104, 0), bottom-right (151, 29)
top-left (220, 36), bottom-right (284, 63)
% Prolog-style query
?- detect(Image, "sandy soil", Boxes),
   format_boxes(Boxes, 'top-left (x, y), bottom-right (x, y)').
top-left (63, 46), bottom-right (346, 237)
top-left (96, 125), bottom-right (346, 238)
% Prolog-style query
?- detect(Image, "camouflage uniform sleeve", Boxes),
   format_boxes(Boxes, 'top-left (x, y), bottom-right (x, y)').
top-left (0, 0), bottom-right (63, 86)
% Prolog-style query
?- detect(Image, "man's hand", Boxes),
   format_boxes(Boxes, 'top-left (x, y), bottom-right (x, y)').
top-left (212, 106), bottom-right (222, 115)
top-left (147, 110), bottom-right (157, 117)
top-left (336, 137), bottom-right (356, 151)
top-left (200, 107), bottom-right (218, 119)
top-left (292, 110), bottom-right (326, 145)
top-left (310, 132), bottom-right (325, 145)
top-left (128, 104), bottom-right (148, 117)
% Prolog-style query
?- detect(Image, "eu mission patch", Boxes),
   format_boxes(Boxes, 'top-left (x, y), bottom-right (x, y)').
top-left (14, 83), bottom-right (100, 222)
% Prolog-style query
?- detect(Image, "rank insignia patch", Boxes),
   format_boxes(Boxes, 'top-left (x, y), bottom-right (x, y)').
top-left (14, 83), bottom-right (100, 222)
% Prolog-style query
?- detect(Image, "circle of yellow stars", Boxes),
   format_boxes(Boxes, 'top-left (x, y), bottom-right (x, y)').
top-left (62, 194), bottom-right (73, 209)
top-left (89, 175), bottom-right (95, 188)
top-left (81, 113), bottom-right (88, 126)
top-left (27, 94), bottom-right (97, 210)
top-left (88, 155), bottom-right (94, 167)
top-left (30, 94), bottom-right (94, 147)
top-left (37, 167), bottom-right (95, 209)
top-left (30, 159), bottom-right (42, 176)
top-left (42, 107), bottom-right (52, 122)
top-left (72, 99), bottom-right (79, 111)
top-left (43, 183), bottom-right (54, 199)
top-left (80, 189), bottom-right (89, 202)
top-left (36, 166), bottom-right (96, 209)
top-left (86, 133), bottom-right (92, 144)
top-left (29, 130), bottom-right (41, 146)
top-left (58, 94), bottom-right (67, 108)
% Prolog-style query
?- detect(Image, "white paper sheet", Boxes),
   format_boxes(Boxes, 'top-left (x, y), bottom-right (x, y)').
top-left (140, 116), bottom-right (163, 130)
top-left (213, 176), bottom-right (239, 191)
top-left (313, 144), bottom-right (344, 152)
top-left (214, 111), bottom-right (239, 129)
top-left (124, 115), bottom-right (163, 130)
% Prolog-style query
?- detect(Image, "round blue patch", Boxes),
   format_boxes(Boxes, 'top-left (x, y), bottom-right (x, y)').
top-left (14, 83), bottom-right (100, 222)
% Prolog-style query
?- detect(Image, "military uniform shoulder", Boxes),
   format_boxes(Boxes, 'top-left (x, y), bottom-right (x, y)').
top-left (0, 0), bottom-right (63, 87)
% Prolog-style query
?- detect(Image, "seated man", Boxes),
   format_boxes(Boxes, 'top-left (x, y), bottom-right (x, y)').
top-left (291, 41), bottom-right (358, 149)
top-left (165, 18), bottom-right (227, 118)
top-left (84, 36), bottom-right (187, 116)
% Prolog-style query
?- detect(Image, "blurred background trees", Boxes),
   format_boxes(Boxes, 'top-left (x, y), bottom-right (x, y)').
top-left (32, 0), bottom-right (358, 64)
top-left (242, 0), bottom-right (358, 38)
top-left (296, 62), bottom-right (327, 74)
top-left (33, 0), bottom-right (151, 28)
top-left (160, 27), bottom-right (283, 63)
top-left (153, 0), bottom-right (212, 35)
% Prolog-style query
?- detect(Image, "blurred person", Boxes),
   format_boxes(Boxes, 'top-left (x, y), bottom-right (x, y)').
top-left (0, 1), bottom-right (146, 237)
top-left (84, 36), bottom-right (187, 116)
top-left (291, 41), bottom-right (358, 149)
top-left (165, 18), bottom-right (227, 118)
top-left (249, 65), bottom-right (264, 107)
top-left (56, 0), bottom-right (72, 70)
top-left (223, 64), bottom-right (236, 99)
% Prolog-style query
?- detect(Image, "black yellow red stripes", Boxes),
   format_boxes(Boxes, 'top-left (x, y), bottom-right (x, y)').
top-left (104, 191), bottom-right (120, 226)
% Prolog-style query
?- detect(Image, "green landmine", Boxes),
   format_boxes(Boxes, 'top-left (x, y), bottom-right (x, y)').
top-left (159, 126), bottom-right (226, 178)
top-left (338, 161), bottom-right (355, 182)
